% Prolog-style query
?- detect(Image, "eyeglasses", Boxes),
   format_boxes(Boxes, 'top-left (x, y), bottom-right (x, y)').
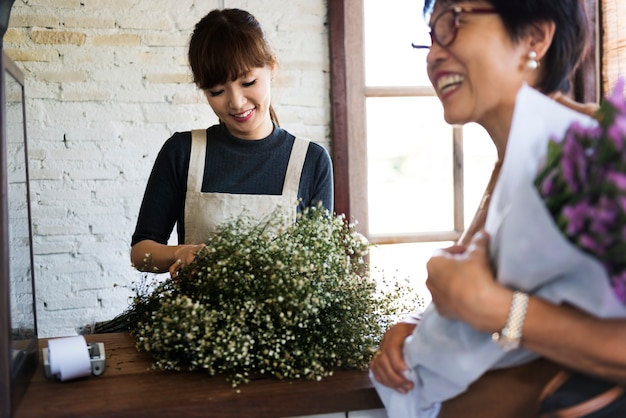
top-left (412, 6), bottom-right (497, 49)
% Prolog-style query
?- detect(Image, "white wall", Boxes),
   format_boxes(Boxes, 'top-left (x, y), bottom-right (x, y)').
top-left (5, 0), bottom-right (330, 337)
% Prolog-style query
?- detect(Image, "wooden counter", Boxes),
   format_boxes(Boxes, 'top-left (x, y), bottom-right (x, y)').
top-left (14, 333), bottom-right (383, 418)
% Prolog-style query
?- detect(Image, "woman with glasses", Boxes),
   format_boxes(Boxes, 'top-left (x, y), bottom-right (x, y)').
top-left (370, 0), bottom-right (626, 416)
top-left (130, 9), bottom-right (333, 277)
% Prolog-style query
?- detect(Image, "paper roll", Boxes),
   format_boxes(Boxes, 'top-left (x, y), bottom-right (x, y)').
top-left (47, 335), bottom-right (92, 382)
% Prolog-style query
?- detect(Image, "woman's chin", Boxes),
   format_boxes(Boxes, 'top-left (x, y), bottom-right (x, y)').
top-left (443, 113), bottom-right (469, 126)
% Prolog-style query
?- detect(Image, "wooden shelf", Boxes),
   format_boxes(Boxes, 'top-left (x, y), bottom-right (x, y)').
top-left (14, 333), bottom-right (383, 418)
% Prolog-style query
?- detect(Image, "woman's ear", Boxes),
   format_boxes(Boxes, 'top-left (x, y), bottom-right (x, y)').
top-left (270, 57), bottom-right (278, 81)
top-left (527, 20), bottom-right (556, 62)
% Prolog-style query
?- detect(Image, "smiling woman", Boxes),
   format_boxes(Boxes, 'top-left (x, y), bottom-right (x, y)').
top-left (368, 0), bottom-right (626, 417)
top-left (130, 8), bottom-right (334, 279)
top-left (2, 1), bottom-right (330, 338)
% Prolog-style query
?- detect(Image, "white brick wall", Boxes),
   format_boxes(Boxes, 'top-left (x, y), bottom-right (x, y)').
top-left (5, 0), bottom-right (330, 337)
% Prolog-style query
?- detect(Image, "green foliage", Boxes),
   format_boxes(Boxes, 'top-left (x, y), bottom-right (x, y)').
top-left (131, 205), bottom-right (414, 386)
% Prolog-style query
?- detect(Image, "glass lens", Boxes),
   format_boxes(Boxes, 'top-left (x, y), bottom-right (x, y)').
top-left (433, 9), bottom-right (455, 47)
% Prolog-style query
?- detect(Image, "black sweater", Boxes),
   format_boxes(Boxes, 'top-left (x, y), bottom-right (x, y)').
top-left (131, 124), bottom-right (334, 245)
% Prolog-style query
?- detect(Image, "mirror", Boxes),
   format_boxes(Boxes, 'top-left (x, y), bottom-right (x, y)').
top-left (0, 50), bottom-right (37, 418)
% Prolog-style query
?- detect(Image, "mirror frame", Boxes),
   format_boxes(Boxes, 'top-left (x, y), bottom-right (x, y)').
top-left (0, 48), bottom-right (38, 418)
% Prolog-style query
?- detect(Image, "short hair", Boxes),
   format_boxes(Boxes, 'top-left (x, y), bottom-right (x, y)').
top-left (423, 0), bottom-right (590, 93)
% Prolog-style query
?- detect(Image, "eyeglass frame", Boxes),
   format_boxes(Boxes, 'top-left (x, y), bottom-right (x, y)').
top-left (412, 6), bottom-right (498, 49)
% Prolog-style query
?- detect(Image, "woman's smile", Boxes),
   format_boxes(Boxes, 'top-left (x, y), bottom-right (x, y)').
top-left (232, 107), bottom-right (255, 122)
top-left (436, 73), bottom-right (464, 96)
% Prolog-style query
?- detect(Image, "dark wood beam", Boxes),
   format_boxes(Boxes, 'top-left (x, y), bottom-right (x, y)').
top-left (574, 0), bottom-right (599, 103)
top-left (328, 0), bottom-right (351, 219)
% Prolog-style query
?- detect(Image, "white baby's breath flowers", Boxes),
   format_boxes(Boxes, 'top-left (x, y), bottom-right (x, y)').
top-left (129, 205), bottom-right (416, 386)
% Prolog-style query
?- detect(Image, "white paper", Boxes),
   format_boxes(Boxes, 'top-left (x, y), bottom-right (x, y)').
top-left (48, 335), bottom-right (91, 381)
top-left (372, 84), bottom-right (626, 417)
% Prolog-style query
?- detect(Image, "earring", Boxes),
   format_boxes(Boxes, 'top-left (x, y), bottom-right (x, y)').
top-left (526, 50), bottom-right (539, 70)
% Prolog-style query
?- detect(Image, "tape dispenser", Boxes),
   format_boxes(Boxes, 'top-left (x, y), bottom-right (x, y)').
top-left (42, 335), bottom-right (106, 382)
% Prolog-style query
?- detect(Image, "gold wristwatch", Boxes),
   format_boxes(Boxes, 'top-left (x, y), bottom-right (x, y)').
top-left (491, 291), bottom-right (529, 351)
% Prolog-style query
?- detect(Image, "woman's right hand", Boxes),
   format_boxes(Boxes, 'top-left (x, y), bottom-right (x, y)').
top-left (168, 243), bottom-right (205, 278)
top-left (370, 321), bottom-right (418, 393)
top-left (369, 243), bottom-right (467, 393)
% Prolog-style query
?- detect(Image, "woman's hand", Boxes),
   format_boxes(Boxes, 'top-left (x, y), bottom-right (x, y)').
top-left (169, 243), bottom-right (205, 278)
top-left (370, 240), bottom-right (482, 393)
top-left (371, 232), bottom-right (513, 393)
top-left (426, 231), bottom-right (511, 333)
top-left (370, 321), bottom-right (418, 393)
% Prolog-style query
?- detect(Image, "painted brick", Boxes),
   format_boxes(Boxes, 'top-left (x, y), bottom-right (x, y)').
top-left (4, 48), bottom-right (59, 62)
top-left (3, 29), bottom-right (27, 44)
top-left (90, 34), bottom-right (141, 46)
top-left (9, 14), bottom-right (60, 28)
top-left (32, 240), bottom-right (74, 256)
top-left (35, 224), bottom-right (87, 236)
top-left (22, 0), bottom-right (82, 7)
top-left (37, 70), bottom-right (89, 83)
top-left (28, 168), bottom-right (64, 180)
top-left (142, 34), bottom-right (191, 47)
top-left (116, 15), bottom-right (173, 31)
top-left (31, 29), bottom-right (86, 45)
top-left (61, 90), bottom-right (112, 102)
top-left (144, 72), bottom-right (191, 84)
top-left (63, 16), bottom-right (116, 29)
top-left (81, 0), bottom-right (135, 9)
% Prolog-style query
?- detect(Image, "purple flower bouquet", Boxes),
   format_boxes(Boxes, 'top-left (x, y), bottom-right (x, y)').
top-left (535, 77), bottom-right (626, 303)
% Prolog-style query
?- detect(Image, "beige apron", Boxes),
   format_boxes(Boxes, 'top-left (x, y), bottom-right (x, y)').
top-left (183, 129), bottom-right (310, 244)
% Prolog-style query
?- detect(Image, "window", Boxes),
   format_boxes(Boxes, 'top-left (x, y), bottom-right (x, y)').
top-left (329, 0), bottom-right (601, 304)
top-left (362, 0), bottom-right (496, 301)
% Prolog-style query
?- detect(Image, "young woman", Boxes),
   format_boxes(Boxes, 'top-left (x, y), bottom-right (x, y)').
top-left (130, 9), bottom-right (333, 277)
top-left (370, 0), bottom-right (626, 416)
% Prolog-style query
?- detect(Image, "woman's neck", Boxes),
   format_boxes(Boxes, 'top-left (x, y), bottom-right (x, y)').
top-left (477, 95), bottom-right (517, 161)
top-left (482, 113), bottom-right (513, 162)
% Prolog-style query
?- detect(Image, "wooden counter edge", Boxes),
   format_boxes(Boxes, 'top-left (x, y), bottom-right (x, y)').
top-left (15, 332), bottom-right (384, 418)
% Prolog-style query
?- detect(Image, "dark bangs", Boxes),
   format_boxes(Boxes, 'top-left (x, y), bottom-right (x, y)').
top-left (188, 9), bottom-right (276, 90)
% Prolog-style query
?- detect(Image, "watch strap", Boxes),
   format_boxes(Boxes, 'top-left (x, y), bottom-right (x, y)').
top-left (492, 291), bottom-right (529, 351)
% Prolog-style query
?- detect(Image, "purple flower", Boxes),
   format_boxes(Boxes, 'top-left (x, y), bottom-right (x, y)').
top-left (586, 125), bottom-right (604, 142)
top-left (578, 234), bottom-right (607, 255)
top-left (560, 160), bottom-right (577, 193)
top-left (574, 152), bottom-right (589, 187)
top-left (565, 121), bottom-right (589, 138)
top-left (607, 172), bottom-right (626, 191)
top-left (607, 116), bottom-right (626, 152)
top-left (560, 130), bottom-right (590, 193)
top-left (562, 201), bottom-right (590, 236)
top-left (597, 196), bottom-right (618, 220)
top-left (541, 170), bottom-right (556, 196)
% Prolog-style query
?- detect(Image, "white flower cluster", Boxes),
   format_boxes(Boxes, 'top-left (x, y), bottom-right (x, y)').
top-left (132, 205), bottom-right (413, 386)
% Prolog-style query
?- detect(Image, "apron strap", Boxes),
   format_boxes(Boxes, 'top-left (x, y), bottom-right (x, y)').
top-left (282, 137), bottom-right (310, 196)
top-left (188, 129), bottom-right (309, 196)
top-left (188, 129), bottom-right (207, 192)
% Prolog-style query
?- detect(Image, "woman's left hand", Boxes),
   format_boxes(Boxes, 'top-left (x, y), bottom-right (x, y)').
top-left (426, 231), bottom-right (511, 333)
